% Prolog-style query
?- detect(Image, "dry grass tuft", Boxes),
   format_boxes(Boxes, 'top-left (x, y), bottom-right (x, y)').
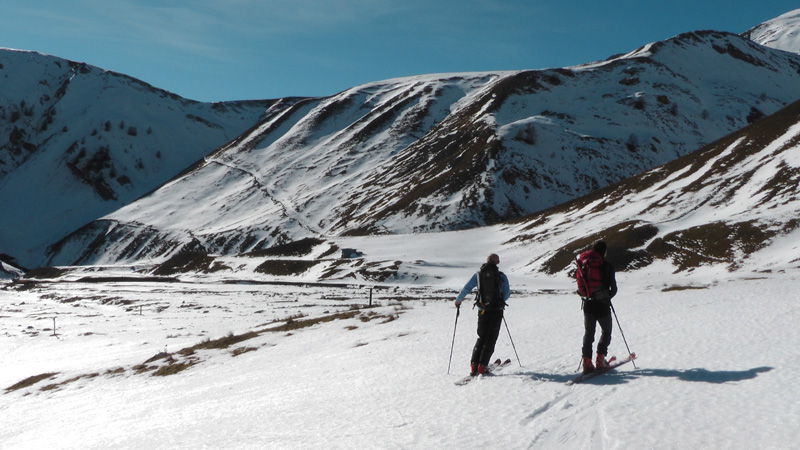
top-left (5, 373), bottom-right (59, 393)
top-left (647, 220), bottom-right (774, 272)
top-left (231, 347), bottom-right (258, 357)
top-left (261, 311), bottom-right (360, 333)
top-left (40, 373), bottom-right (100, 392)
top-left (662, 285), bottom-right (709, 292)
top-left (152, 361), bottom-right (196, 376)
top-left (255, 259), bottom-right (318, 276)
top-left (179, 331), bottom-right (261, 354)
top-left (245, 238), bottom-right (325, 258)
top-left (7, 304), bottom-right (407, 392)
top-left (151, 251), bottom-right (218, 276)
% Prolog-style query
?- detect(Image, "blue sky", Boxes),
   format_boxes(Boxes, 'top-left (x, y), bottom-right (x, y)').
top-left (1, 1), bottom-right (797, 102)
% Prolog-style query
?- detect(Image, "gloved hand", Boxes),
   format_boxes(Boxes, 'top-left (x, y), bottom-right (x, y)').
top-left (454, 299), bottom-right (461, 308)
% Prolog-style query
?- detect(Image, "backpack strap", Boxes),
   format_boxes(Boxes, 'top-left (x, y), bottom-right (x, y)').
top-left (473, 270), bottom-right (482, 310)
top-left (575, 255), bottom-right (592, 301)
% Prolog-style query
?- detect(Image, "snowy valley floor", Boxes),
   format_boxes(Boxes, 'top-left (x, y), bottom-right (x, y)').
top-left (1, 271), bottom-right (799, 449)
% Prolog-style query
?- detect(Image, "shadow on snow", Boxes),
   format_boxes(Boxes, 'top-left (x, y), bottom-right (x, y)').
top-left (516, 366), bottom-right (773, 385)
top-left (629, 366), bottom-right (773, 383)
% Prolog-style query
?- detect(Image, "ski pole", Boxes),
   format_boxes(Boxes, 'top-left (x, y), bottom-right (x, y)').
top-left (503, 316), bottom-right (522, 367)
top-left (447, 305), bottom-right (460, 374)
top-left (610, 302), bottom-right (636, 368)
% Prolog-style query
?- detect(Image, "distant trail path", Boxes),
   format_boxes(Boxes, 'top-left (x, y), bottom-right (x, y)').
top-left (205, 160), bottom-right (322, 236)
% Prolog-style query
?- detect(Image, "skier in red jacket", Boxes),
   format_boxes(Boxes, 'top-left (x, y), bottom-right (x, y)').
top-left (576, 241), bottom-right (617, 373)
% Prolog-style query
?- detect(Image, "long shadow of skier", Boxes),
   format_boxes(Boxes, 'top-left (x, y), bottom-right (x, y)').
top-left (629, 366), bottom-right (773, 383)
top-left (516, 366), bottom-right (772, 385)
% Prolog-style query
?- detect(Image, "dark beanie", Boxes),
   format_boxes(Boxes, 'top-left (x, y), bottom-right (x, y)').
top-left (593, 240), bottom-right (607, 255)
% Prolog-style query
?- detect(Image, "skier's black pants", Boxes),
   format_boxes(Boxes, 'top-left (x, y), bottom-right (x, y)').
top-left (582, 305), bottom-right (612, 358)
top-left (471, 309), bottom-right (503, 366)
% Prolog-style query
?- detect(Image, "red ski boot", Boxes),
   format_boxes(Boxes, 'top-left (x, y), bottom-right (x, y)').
top-left (582, 357), bottom-right (595, 374)
top-left (595, 354), bottom-right (610, 370)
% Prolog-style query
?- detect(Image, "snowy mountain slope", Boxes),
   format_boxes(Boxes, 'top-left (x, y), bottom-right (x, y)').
top-left (743, 8), bottom-right (800, 54)
top-left (0, 256), bottom-right (23, 280)
top-left (499, 96), bottom-right (800, 279)
top-left (37, 96), bottom-right (799, 290)
top-left (74, 95), bottom-right (794, 287)
top-left (285, 97), bottom-right (793, 282)
top-left (46, 27), bottom-right (800, 267)
top-left (0, 49), bottom-right (278, 268)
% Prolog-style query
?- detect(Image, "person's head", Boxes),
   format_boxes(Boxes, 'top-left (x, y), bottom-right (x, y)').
top-left (593, 240), bottom-right (608, 256)
top-left (487, 253), bottom-right (500, 265)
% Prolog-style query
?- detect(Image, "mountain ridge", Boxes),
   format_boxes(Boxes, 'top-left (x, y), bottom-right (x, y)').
top-left (0, 49), bottom-right (280, 267)
top-left (113, 97), bottom-right (797, 283)
top-left (3, 10), bottom-right (800, 272)
top-left (743, 8), bottom-right (800, 54)
top-left (506, 96), bottom-right (800, 277)
top-left (44, 27), bottom-right (800, 267)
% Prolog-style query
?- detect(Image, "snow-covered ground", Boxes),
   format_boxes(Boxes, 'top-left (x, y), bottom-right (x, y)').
top-left (2, 255), bottom-right (797, 449)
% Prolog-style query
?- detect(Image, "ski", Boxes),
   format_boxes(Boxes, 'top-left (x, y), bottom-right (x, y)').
top-left (454, 358), bottom-right (512, 386)
top-left (567, 353), bottom-right (637, 385)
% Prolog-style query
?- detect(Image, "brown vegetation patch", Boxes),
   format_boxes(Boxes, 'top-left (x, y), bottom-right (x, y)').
top-left (318, 259), bottom-right (356, 279)
top-left (245, 238), bottom-right (325, 258)
top-left (662, 285), bottom-right (709, 292)
top-left (755, 160), bottom-right (800, 206)
top-left (356, 261), bottom-right (402, 282)
top-left (541, 221), bottom-right (659, 274)
top-left (144, 352), bottom-right (172, 364)
top-left (255, 259), bottom-right (319, 276)
top-left (77, 277), bottom-right (178, 284)
top-left (712, 42), bottom-right (766, 68)
top-left (359, 311), bottom-right (399, 323)
top-left (179, 331), bottom-right (261, 354)
top-left (317, 259), bottom-right (402, 281)
top-left (152, 361), bottom-right (197, 377)
top-left (151, 251), bottom-right (216, 276)
top-left (40, 373), bottom-right (100, 392)
top-left (132, 364), bottom-right (156, 374)
top-left (23, 267), bottom-right (69, 279)
top-left (231, 347), bottom-right (258, 357)
top-left (5, 373), bottom-right (59, 393)
top-left (261, 311), bottom-right (360, 333)
top-left (318, 244), bottom-right (340, 259)
top-left (338, 82), bottom-right (508, 231)
top-left (646, 220), bottom-right (775, 272)
top-left (7, 306), bottom-right (404, 392)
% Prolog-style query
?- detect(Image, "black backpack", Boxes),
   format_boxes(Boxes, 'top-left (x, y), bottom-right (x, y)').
top-left (476, 263), bottom-right (504, 310)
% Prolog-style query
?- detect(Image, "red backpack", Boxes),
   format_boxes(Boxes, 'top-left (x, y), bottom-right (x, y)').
top-left (575, 249), bottom-right (603, 298)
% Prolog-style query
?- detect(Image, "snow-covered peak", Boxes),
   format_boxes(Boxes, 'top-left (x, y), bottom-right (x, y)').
top-left (39, 29), bottom-right (800, 269)
top-left (0, 48), bottom-right (277, 267)
top-left (0, 258), bottom-right (24, 279)
top-left (743, 9), bottom-right (800, 54)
